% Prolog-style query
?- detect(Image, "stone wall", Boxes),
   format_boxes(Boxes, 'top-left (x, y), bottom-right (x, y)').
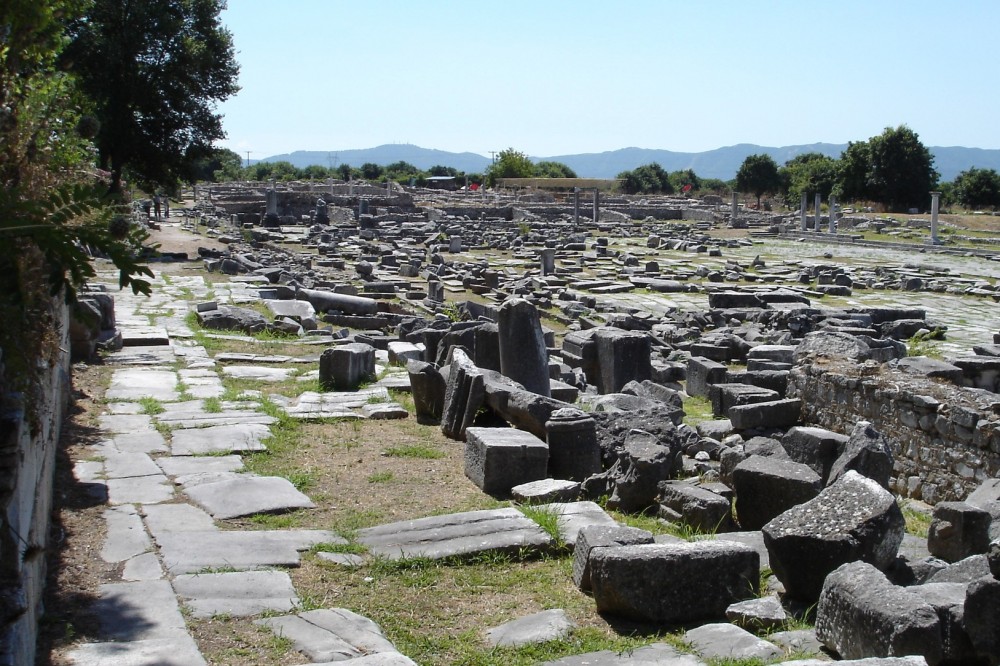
top-left (0, 299), bottom-right (71, 666)
top-left (789, 360), bottom-right (1000, 504)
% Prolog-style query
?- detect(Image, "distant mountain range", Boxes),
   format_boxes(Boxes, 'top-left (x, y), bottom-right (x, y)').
top-left (261, 143), bottom-right (1000, 182)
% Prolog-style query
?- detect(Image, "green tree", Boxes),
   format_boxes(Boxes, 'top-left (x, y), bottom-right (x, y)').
top-left (301, 165), bottom-right (331, 180)
top-left (360, 163), bottom-right (383, 180)
top-left (780, 153), bottom-right (838, 207)
top-left (534, 161), bottom-right (577, 179)
top-left (485, 148), bottom-right (535, 187)
top-left (952, 167), bottom-right (1000, 210)
top-left (736, 154), bottom-right (781, 208)
top-left (668, 169), bottom-right (702, 193)
top-left (64, 0), bottom-right (240, 193)
top-left (336, 163), bottom-right (353, 180)
top-left (384, 161), bottom-right (420, 183)
top-left (617, 163), bottom-right (673, 194)
top-left (428, 165), bottom-right (459, 177)
top-left (835, 140), bottom-right (873, 203)
top-left (186, 147), bottom-right (242, 182)
top-left (867, 125), bottom-right (938, 212)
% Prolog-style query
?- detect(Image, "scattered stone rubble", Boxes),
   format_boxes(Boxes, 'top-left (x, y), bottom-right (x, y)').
top-left (60, 182), bottom-right (1000, 665)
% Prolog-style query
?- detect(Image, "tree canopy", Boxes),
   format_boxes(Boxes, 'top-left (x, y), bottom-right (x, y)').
top-left (64, 0), bottom-right (240, 193)
top-left (835, 126), bottom-right (938, 212)
top-left (953, 167), bottom-right (1000, 210)
top-left (780, 153), bottom-right (838, 206)
top-left (485, 148), bottom-right (535, 186)
top-left (736, 154), bottom-right (781, 208)
top-left (617, 163), bottom-right (674, 194)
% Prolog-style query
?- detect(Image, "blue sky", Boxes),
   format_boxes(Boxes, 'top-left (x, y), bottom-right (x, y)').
top-left (217, 1), bottom-right (999, 160)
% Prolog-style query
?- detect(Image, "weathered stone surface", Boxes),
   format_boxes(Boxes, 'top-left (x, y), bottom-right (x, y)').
top-left (156, 530), bottom-right (340, 574)
top-left (732, 456), bottom-right (821, 530)
top-left (319, 342), bottom-right (376, 390)
top-left (686, 356), bottom-right (727, 398)
top-left (355, 508), bottom-right (554, 560)
top-left (183, 476), bottom-right (316, 520)
top-left (827, 420), bottom-right (894, 490)
top-left (538, 643), bottom-right (702, 666)
top-left (572, 524), bottom-right (654, 592)
top-left (927, 501), bottom-right (992, 563)
top-left (536, 501), bottom-right (617, 546)
top-left (464, 427), bottom-right (548, 496)
top-left (815, 561), bottom-right (942, 664)
top-left (406, 359), bottom-right (445, 424)
top-left (545, 407), bottom-right (601, 482)
top-left (101, 506), bottom-right (152, 563)
top-left (594, 328), bottom-right (651, 394)
top-left (728, 398), bottom-right (802, 430)
top-left (964, 575), bottom-right (1000, 663)
top-left (589, 541), bottom-right (758, 623)
top-left (763, 471), bottom-right (905, 601)
top-left (607, 429), bottom-right (675, 512)
top-left (172, 570), bottom-right (298, 618)
top-left (256, 608), bottom-right (398, 662)
top-left (170, 423), bottom-right (271, 455)
top-left (440, 348), bottom-right (485, 440)
top-left (498, 297), bottom-right (551, 397)
top-left (781, 426), bottom-right (847, 483)
top-left (684, 623), bottom-right (782, 661)
top-left (485, 608), bottom-right (574, 647)
top-left (511, 479), bottom-right (580, 504)
top-left (657, 481), bottom-right (732, 532)
top-left (725, 596), bottom-right (790, 632)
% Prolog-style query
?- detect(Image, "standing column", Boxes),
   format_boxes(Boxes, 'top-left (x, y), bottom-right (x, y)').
top-left (930, 191), bottom-right (941, 244)
top-left (800, 192), bottom-right (808, 231)
top-left (592, 188), bottom-right (600, 224)
top-left (814, 193), bottom-right (822, 232)
top-left (731, 192), bottom-right (739, 228)
top-left (498, 297), bottom-right (550, 397)
top-left (573, 188), bottom-right (581, 225)
top-left (828, 195), bottom-right (837, 233)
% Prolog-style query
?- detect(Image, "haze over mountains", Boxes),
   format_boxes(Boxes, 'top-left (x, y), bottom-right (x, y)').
top-left (261, 143), bottom-right (1000, 183)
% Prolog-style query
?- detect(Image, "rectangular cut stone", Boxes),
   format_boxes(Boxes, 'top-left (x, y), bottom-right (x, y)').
top-left (356, 508), bottom-right (554, 560)
top-left (464, 427), bottom-right (549, 495)
top-left (156, 530), bottom-right (342, 574)
top-left (729, 398), bottom-right (802, 430)
top-left (687, 357), bottom-right (728, 398)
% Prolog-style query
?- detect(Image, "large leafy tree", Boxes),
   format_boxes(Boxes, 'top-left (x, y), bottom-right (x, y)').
top-left (867, 125), bottom-right (938, 212)
top-left (780, 153), bottom-right (838, 206)
top-left (486, 148), bottom-right (534, 186)
top-left (617, 163), bottom-right (673, 194)
top-left (668, 169), bottom-right (702, 193)
top-left (952, 167), bottom-right (1000, 210)
top-left (835, 141), bottom-right (873, 202)
top-left (736, 154), bottom-right (781, 208)
top-left (64, 0), bottom-right (240, 193)
top-left (534, 161), bottom-right (577, 179)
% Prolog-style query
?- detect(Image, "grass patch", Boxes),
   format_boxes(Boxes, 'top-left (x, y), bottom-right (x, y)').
top-left (682, 395), bottom-right (714, 426)
top-left (310, 542), bottom-right (368, 556)
top-left (900, 499), bottom-right (932, 538)
top-left (518, 504), bottom-right (565, 548)
top-left (249, 511), bottom-right (305, 529)
top-left (382, 444), bottom-right (445, 459)
top-left (202, 396), bottom-right (223, 413)
top-left (367, 470), bottom-right (394, 484)
top-left (906, 330), bottom-right (945, 359)
top-left (138, 397), bottom-right (165, 415)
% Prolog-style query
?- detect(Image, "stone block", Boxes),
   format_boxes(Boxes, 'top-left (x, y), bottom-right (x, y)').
top-left (319, 343), bottom-right (376, 391)
top-left (927, 501), bottom-right (992, 563)
top-left (710, 383), bottom-right (779, 417)
top-left (687, 356), bottom-right (728, 398)
top-left (732, 456), bottom-right (821, 530)
top-left (572, 524), bottom-right (654, 592)
top-left (763, 471), bottom-right (905, 602)
top-left (815, 561), bottom-right (942, 664)
top-left (728, 398), bottom-right (802, 431)
top-left (464, 427), bottom-right (548, 496)
top-left (657, 481), bottom-right (732, 532)
top-left (594, 328), bottom-right (651, 394)
top-left (782, 426), bottom-right (847, 484)
top-left (828, 421), bottom-right (894, 490)
top-left (545, 408), bottom-right (601, 482)
top-left (589, 541), bottom-right (759, 624)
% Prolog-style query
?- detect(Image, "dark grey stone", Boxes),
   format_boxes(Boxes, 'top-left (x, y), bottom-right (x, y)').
top-left (589, 541), bottom-right (759, 624)
top-left (657, 481), bottom-right (732, 532)
top-left (684, 622), bottom-right (782, 661)
top-left (440, 348), bottom-right (484, 440)
top-left (732, 456), bottom-right (821, 530)
top-left (728, 398), bottom-right (801, 431)
top-left (464, 427), bottom-right (548, 496)
top-left (595, 328), bottom-right (651, 394)
top-left (964, 575), bottom-right (1000, 663)
top-left (572, 524), bottom-right (654, 592)
top-left (545, 408), bottom-right (601, 482)
top-left (725, 596), bottom-right (790, 632)
top-left (927, 501), bottom-right (993, 563)
top-left (827, 420), bottom-right (894, 490)
top-left (763, 471), bottom-right (905, 602)
top-left (607, 430), bottom-right (675, 513)
top-left (319, 343), bottom-right (376, 391)
top-left (498, 297), bottom-right (551, 397)
top-left (687, 356), bottom-right (727, 398)
top-left (815, 561), bottom-right (942, 664)
top-left (782, 426), bottom-right (848, 483)
top-left (406, 359), bottom-right (446, 424)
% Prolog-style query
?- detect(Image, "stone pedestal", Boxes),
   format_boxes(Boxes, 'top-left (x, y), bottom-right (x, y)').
top-left (498, 298), bottom-right (550, 397)
top-left (545, 408), bottom-right (601, 482)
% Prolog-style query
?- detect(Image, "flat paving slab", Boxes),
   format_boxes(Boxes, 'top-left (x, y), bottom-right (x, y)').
top-left (356, 507), bottom-right (555, 560)
top-left (256, 608), bottom-right (399, 663)
top-left (172, 570), bottom-right (299, 618)
top-left (273, 388), bottom-right (390, 419)
top-left (183, 475), bottom-right (316, 519)
top-left (105, 368), bottom-right (179, 401)
top-left (108, 431), bottom-right (169, 454)
top-left (156, 454), bottom-right (244, 477)
top-left (536, 501), bottom-right (618, 547)
top-left (486, 608), bottom-right (575, 647)
top-left (221, 365), bottom-right (296, 382)
top-left (538, 643), bottom-right (704, 665)
top-left (106, 475), bottom-right (174, 505)
top-left (170, 423), bottom-right (271, 455)
top-left (101, 506), bottom-right (152, 563)
top-left (101, 451), bottom-right (162, 479)
top-left (155, 530), bottom-right (342, 574)
top-left (97, 414), bottom-right (155, 435)
top-left (142, 503), bottom-right (218, 536)
top-left (66, 634), bottom-right (206, 666)
top-left (93, 580), bottom-right (187, 641)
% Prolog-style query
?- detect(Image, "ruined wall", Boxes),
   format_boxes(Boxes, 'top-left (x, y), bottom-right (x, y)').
top-left (789, 361), bottom-right (1000, 504)
top-left (0, 300), bottom-right (71, 666)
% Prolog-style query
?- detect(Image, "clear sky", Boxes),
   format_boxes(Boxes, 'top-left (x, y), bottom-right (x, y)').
top-left (217, 1), bottom-right (1000, 160)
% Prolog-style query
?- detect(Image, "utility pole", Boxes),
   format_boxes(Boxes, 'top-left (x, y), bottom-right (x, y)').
top-left (489, 151), bottom-right (497, 165)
